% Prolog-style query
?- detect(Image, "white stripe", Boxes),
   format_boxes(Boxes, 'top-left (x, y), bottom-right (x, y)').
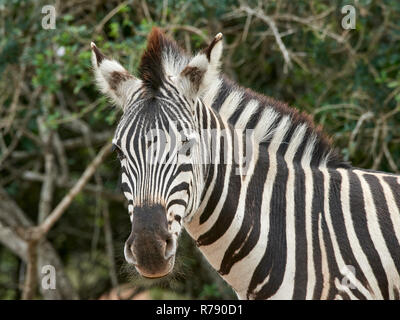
top-left (354, 169), bottom-right (400, 298)
top-left (185, 111), bottom-right (222, 231)
top-left (235, 99), bottom-right (259, 129)
top-left (337, 168), bottom-right (379, 299)
top-left (253, 107), bottom-right (278, 143)
top-left (219, 90), bottom-right (243, 121)
top-left (202, 78), bottom-right (222, 108)
top-left (206, 132), bottom-right (258, 277)
top-left (377, 176), bottom-right (400, 248)
top-left (302, 135), bottom-right (317, 299)
top-left (247, 116), bottom-right (292, 298)
top-left (318, 211), bottom-right (330, 299)
top-left (190, 120), bottom-right (233, 258)
top-left (320, 167), bottom-right (374, 299)
top-left (270, 124), bottom-right (306, 299)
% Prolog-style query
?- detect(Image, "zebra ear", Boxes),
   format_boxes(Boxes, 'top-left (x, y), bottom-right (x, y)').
top-left (91, 42), bottom-right (141, 109)
top-left (179, 33), bottom-right (223, 97)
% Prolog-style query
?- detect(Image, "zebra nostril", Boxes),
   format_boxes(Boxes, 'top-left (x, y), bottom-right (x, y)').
top-left (124, 241), bottom-right (137, 265)
top-left (164, 236), bottom-right (176, 260)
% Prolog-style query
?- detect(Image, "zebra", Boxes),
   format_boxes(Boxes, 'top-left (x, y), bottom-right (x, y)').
top-left (90, 27), bottom-right (400, 300)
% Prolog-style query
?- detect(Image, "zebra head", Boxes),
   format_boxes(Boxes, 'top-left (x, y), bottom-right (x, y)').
top-left (91, 28), bottom-right (223, 278)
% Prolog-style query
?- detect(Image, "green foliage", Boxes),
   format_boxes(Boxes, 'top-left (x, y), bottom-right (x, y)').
top-left (199, 284), bottom-right (222, 299)
top-left (1, 0), bottom-right (400, 300)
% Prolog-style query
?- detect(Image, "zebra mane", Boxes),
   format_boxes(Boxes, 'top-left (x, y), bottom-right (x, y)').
top-left (139, 27), bottom-right (190, 96)
top-left (216, 77), bottom-right (349, 168)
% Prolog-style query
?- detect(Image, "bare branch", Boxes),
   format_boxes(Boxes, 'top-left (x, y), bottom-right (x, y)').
top-left (0, 188), bottom-right (79, 299)
top-left (0, 220), bottom-right (27, 260)
top-left (237, 6), bottom-right (292, 73)
top-left (103, 202), bottom-right (119, 289)
top-left (94, 1), bottom-right (129, 34)
top-left (22, 240), bottom-right (38, 300)
top-left (140, 0), bottom-right (153, 23)
top-left (274, 12), bottom-right (346, 44)
top-left (163, 25), bottom-right (211, 42)
top-left (38, 117), bottom-right (55, 223)
top-left (35, 142), bottom-right (113, 238)
top-left (53, 132), bottom-right (69, 184)
top-left (22, 171), bottom-right (124, 203)
top-left (63, 131), bottom-right (113, 149)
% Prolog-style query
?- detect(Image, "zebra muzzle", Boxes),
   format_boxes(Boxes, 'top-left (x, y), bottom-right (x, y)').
top-left (124, 204), bottom-right (176, 278)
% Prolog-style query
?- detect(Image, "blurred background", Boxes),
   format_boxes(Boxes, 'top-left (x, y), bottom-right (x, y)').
top-left (1, 0), bottom-right (400, 299)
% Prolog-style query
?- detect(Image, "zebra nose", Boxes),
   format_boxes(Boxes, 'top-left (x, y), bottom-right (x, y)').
top-left (126, 204), bottom-right (176, 277)
top-left (124, 232), bottom-right (176, 265)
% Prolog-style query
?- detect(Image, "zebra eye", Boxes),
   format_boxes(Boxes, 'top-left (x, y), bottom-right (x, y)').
top-left (112, 144), bottom-right (125, 160)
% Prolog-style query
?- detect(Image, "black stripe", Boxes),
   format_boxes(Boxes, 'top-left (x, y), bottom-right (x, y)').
top-left (340, 291), bottom-right (351, 300)
top-left (196, 161), bottom-right (240, 247)
top-left (383, 176), bottom-right (400, 219)
top-left (211, 80), bottom-right (231, 112)
top-left (167, 199), bottom-right (187, 211)
top-left (199, 117), bottom-right (228, 224)
top-left (348, 171), bottom-right (389, 299)
top-left (318, 193), bottom-right (340, 300)
top-left (245, 106), bottom-right (262, 129)
top-left (219, 150), bottom-right (268, 275)
top-left (291, 136), bottom-right (308, 299)
top-left (319, 211), bottom-right (337, 300)
top-left (198, 110), bottom-right (217, 204)
top-left (179, 163), bottom-right (193, 172)
top-left (197, 126), bottom-right (239, 245)
top-left (364, 174), bottom-right (400, 273)
top-left (326, 169), bottom-right (368, 300)
top-left (247, 130), bottom-right (291, 299)
top-left (169, 182), bottom-right (189, 195)
top-left (291, 163), bottom-right (307, 299)
top-left (126, 86), bottom-right (143, 106)
top-left (120, 182), bottom-right (131, 194)
top-left (227, 95), bottom-right (252, 125)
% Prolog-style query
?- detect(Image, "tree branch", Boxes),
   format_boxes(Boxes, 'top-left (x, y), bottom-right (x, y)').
top-left (22, 171), bottom-right (124, 203)
top-left (34, 142), bottom-right (113, 240)
top-left (2, 142), bottom-right (111, 299)
top-left (0, 188), bottom-right (79, 299)
top-left (237, 6), bottom-right (292, 73)
top-left (22, 240), bottom-right (38, 300)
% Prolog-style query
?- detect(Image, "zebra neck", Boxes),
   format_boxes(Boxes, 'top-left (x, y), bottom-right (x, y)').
top-left (202, 76), bottom-right (347, 169)
top-left (184, 77), bottom-right (351, 297)
top-left (184, 118), bottom-right (291, 296)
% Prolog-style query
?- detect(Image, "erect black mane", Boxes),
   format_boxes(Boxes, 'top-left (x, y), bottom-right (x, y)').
top-left (138, 27), bottom-right (187, 96)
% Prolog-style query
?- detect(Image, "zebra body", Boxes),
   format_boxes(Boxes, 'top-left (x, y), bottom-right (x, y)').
top-left (187, 80), bottom-right (400, 299)
top-left (91, 28), bottom-right (400, 299)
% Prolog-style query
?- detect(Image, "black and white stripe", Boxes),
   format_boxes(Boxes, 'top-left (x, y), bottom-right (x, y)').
top-left (188, 78), bottom-right (400, 299)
